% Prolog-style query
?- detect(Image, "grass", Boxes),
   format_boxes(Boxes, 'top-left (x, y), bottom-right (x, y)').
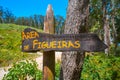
top-left (0, 23), bottom-right (42, 67)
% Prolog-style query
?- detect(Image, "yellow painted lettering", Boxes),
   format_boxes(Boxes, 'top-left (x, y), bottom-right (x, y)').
top-left (30, 31), bottom-right (39, 38)
top-left (51, 41), bottom-right (56, 48)
top-left (34, 32), bottom-right (39, 38)
top-left (38, 42), bottom-right (41, 48)
top-left (46, 42), bottom-right (51, 48)
top-left (26, 32), bottom-right (30, 39)
top-left (41, 42), bottom-right (48, 49)
top-left (22, 31), bottom-right (39, 40)
top-left (57, 41), bottom-right (61, 48)
top-left (74, 41), bottom-right (80, 48)
top-left (33, 40), bottom-right (39, 49)
top-left (62, 41), bottom-right (68, 48)
top-left (24, 45), bottom-right (29, 50)
top-left (68, 41), bottom-right (75, 48)
top-left (22, 32), bottom-right (27, 40)
top-left (30, 31), bottom-right (35, 38)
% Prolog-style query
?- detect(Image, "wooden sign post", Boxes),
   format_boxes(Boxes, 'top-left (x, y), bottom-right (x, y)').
top-left (21, 29), bottom-right (107, 79)
top-left (21, 4), bottom-right (107, 80)
top-left (22, 28), bottom-right (107, 52)
top-left (43, 4), bottom-right (55, 80)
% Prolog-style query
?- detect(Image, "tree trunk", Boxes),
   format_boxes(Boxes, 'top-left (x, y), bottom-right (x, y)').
top-left (111, 14), bottom-right (117, 55)
top-left (102, 0), bottom-right (110, 55)
top-left (111, 1), bottom-right (117, 55)
top-left (60, 0), bottom-right (89, 80)
top-left (104, 17), bottom-right (110, 55)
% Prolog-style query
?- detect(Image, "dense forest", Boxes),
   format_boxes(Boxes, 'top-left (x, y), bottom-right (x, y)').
top-left (0, 6), bottom-right (65, 34)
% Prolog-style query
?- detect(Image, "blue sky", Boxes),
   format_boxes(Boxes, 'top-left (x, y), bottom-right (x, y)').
top-left (0, 0), bottom-right (68, 18)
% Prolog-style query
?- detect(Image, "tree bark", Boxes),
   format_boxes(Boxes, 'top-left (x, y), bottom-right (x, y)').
top-left (111, 14), bottom-right (117, 55)
top-left (60, 0), bottom-right (89, 80)
top-left (111, 1), bottom-right (117, 55)
top-left (102, 0), bottom-right (110, 55)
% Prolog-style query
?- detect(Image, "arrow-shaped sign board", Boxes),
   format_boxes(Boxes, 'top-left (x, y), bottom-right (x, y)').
top-left (22, 28), bottom-right (107, 52)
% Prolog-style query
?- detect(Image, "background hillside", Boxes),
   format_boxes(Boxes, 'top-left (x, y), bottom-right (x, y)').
top-left (0, 24), bottom-right (41, 67)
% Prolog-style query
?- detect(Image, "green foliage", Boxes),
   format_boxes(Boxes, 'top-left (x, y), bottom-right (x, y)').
top-left (0, 24), bottom-right (41, 67)
top-left (90, 21), bottom-right (101, 33)
top-left (3, 60), bottom-right (42, 80)
top-left (3, 61), bottom-right (61, 80)
top-left (81, 54), bottom-right (120, 80)
top-left (55, 63), bottom-right (61, 80)
top-left (54, 54), bottom-right (120, 80)
top-left (116, 46), bottom-right (120, 56)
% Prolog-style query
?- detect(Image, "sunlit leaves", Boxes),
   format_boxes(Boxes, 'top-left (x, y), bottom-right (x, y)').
top-left (81, 54), bottom-right (120, 80)
top-left (3, 60), bottom-right (42, 80)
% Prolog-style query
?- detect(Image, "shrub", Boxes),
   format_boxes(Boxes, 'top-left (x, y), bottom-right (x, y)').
top-left (81, 54), bottom-right (120, 80)
top-left (3, 60), bottom-right (42, 80)
top-left (55, 63), bottom-right (61, 80)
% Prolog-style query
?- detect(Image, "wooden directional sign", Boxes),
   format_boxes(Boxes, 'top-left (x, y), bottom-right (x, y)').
top-left (22, 28), bottom-right (107, 52)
